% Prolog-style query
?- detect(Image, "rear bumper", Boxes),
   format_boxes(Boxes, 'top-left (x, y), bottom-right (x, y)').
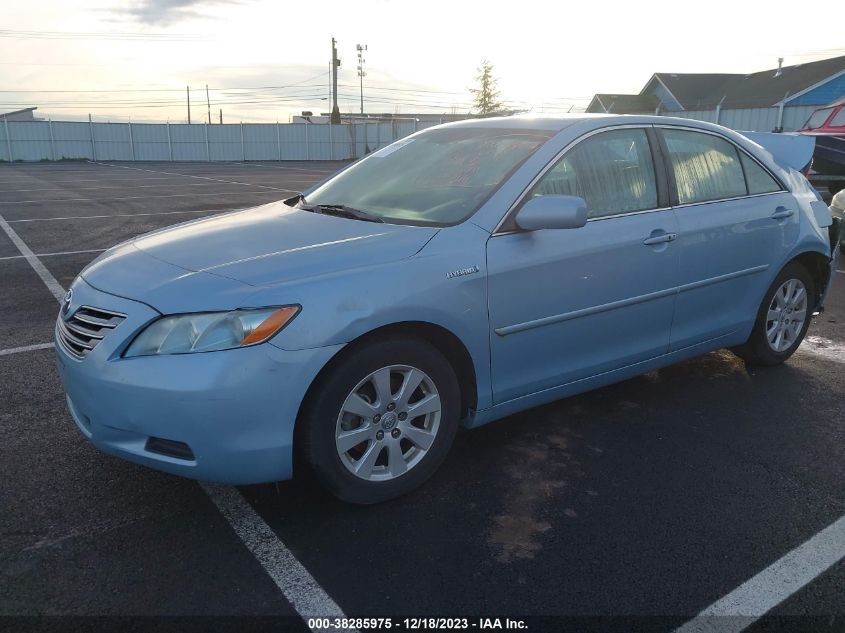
top-left (55, 278), bottom-right (343, 484)
top-left (820, 218), bottom-right (841, 309)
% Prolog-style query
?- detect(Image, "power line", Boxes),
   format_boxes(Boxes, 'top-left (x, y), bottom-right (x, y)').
top-left (0, 84), bottom-right (581, 109)
top-left (336, 83), bottom-right (470, 97)
top-left (0, 80), bottom-right (470, 97)
top-left (0, 29), bottom-right (206, 41)
top-left (0, 78), bottom-right (332, 94)
top-left (0, 95), bottom-right (333, 109)
top-left (0, 96), bottom-right (480, 110)
top-left (0, 88), bottom-right (474, 106)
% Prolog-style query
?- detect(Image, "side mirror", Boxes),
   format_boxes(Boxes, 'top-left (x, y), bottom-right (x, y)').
top-left (515, 195), bottom-right (588, 231)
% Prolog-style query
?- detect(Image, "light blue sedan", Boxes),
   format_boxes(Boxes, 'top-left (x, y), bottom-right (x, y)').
top-left (55, 115), bottom-right (839, 503)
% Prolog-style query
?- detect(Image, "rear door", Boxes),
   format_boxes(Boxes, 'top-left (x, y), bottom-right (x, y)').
top-left (656, 126), bottom-right (799, 350)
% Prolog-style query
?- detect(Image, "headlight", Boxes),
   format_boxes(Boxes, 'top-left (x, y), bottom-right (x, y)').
top-left (124, 306), bottom-right (299, 357)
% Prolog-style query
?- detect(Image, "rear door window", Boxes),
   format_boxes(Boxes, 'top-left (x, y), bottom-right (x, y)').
top-left (662, 129), bottom-right (747, 204)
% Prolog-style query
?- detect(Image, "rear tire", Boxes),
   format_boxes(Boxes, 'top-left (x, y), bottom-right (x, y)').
top-left (299, 336), bottom-right (460, 504)
top-left (733, 262), bottom-right (814, 366)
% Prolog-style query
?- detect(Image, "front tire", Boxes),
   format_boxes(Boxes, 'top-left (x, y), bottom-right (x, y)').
top-left (734, 262), bottom-right (814, 366)
top-left (299, 337), bottom-right (460, 504)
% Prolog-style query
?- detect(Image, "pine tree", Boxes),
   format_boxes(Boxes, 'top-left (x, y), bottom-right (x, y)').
top-left (470, 60), bottom-right (503, 115)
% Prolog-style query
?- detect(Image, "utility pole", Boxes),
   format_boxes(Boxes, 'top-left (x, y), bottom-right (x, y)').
top-left (330, 37), bottom-right (341, 124)
top-left (186, 85), bottom-right (191, 124)
top-left (206, 84), bottom-right (211, 124)
top-left (356, 44), bottom-right (367, 115)
top-left (219, 108), bottom-right (222, 125)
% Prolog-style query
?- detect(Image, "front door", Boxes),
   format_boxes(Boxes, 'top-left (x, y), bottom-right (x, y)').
top-left (487, 127), bottom-right (680, 404)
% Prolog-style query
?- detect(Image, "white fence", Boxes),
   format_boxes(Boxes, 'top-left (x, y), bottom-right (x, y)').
top-left (0, 119), bottom-right (440, 162)
top-left (2, 106), bottom-right (821, 162)
top-left (657, 104), bottom-right (817, 133)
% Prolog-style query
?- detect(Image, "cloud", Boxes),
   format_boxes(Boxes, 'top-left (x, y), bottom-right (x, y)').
top-left (120, 0), bottom-right (247, 25)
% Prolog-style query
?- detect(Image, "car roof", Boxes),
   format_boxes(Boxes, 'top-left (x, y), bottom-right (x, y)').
top-left (439, 113), bottom-right (719, 132)
top-left (440, 114), bottom-right (783, 150)
top-left (439, 113), bottom-right (794, 188)
top-left (437, 113), bottom-right (611, 131)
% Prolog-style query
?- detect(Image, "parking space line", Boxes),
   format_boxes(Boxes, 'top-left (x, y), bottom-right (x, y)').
top-left (230, 162), bottom-right (338, 174)
top-left (6, 207), bottom-right (243, 224)
top-left (0, 176), bottom-right (190, 184)
top-left (0, 248), bottom-right (106, 262)
top-left (0, 214), bottom-right (65, 302)
top-left (1, 212), bottom-right (350, 629)
top-left (90, 161), bottom-right (300, 193)
top-left (0, 342), bottom-right (55, 357)
top-left (1, 182), bottom-right (266, 193)
top-left (201, 483), bottom-right (353, 630)
top-left (674, 514), bottom-right (845, 633)
top-left (0, 190), bottom-right (286, 205)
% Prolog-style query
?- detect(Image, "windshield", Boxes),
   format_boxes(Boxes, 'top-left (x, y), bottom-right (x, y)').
top-left (302, 127), bottom-right (553, 226)
top-left (804, 107), bottom-right (834, 130)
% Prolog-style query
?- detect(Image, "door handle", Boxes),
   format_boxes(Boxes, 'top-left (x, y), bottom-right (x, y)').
top-left (771, 207), bottom-right (794, 220)
top-left (643, 232), bottom-right (677, 246)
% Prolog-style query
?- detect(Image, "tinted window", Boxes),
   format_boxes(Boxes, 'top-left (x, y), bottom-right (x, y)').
top-left (530, 128), bottom-right (657, 219)
top-left (663, 129), bottom-right (746, 204)
top-left (830, 108), bottom-right (845, 127)
top-left (740, 152), bottom-right (781, 195)
top-left (306, 128), bottom-right (552, 226)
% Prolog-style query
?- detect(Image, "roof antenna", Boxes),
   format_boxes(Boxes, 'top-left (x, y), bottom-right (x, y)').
top-left (774, 57), bottom-right (784, 78)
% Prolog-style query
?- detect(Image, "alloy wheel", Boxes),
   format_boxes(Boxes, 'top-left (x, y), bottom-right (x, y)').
top-left (765, 278), bottom-right (808, 353)
top-left (335, 365), bottom-right (442, 481)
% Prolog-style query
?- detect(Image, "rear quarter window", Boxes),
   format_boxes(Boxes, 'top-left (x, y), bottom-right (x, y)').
top-left (739, 153), bottom-right (781, 195)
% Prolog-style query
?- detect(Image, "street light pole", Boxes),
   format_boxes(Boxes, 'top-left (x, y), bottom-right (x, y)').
top-left (357, 44), bottom-right (367, 115)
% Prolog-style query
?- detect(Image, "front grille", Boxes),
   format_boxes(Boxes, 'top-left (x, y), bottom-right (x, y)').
top-left (56, 305), bottom-right (126, 359)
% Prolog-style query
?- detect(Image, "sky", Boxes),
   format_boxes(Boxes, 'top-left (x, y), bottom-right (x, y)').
top-left (1, 0), bottom-right (843, 123)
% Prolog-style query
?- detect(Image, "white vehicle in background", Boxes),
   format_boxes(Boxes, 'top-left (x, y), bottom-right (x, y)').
top-left (830, 189), bottom-right (844, 245)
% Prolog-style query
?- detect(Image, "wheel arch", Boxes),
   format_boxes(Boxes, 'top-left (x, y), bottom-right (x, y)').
top-left (790, 249), bottom-right (831, 309)
top-left (295, 320), bottom-right (479, 440)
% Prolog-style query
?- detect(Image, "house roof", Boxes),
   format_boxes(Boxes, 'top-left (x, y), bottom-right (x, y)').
top-left (643, 54), bottom-right (845, 110)
top-left (586, 93), bottom-right (660, 114)
top-left (0, 107), bottom-right (37, 118)
top-left (645, 74), bottom-right (737, 109)
top-left (740, 55), bottom-right (845, 107)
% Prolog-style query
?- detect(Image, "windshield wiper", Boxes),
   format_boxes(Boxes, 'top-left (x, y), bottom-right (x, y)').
top-left (299, 203), bottom-right (384, 223)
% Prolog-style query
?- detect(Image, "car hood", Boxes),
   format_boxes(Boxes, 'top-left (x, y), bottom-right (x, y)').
top-left (81, 201), bottom-right (438, 312)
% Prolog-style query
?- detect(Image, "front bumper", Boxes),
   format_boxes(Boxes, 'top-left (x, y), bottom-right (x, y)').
top-left (55, 278), bottom-right (342, 484)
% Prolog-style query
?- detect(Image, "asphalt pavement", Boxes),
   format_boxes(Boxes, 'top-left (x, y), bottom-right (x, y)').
top-left (1, 160), bottom-right (843, 633)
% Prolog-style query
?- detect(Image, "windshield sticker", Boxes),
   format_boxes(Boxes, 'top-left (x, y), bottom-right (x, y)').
top-left (371, 138), bottom-right (415, 158)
